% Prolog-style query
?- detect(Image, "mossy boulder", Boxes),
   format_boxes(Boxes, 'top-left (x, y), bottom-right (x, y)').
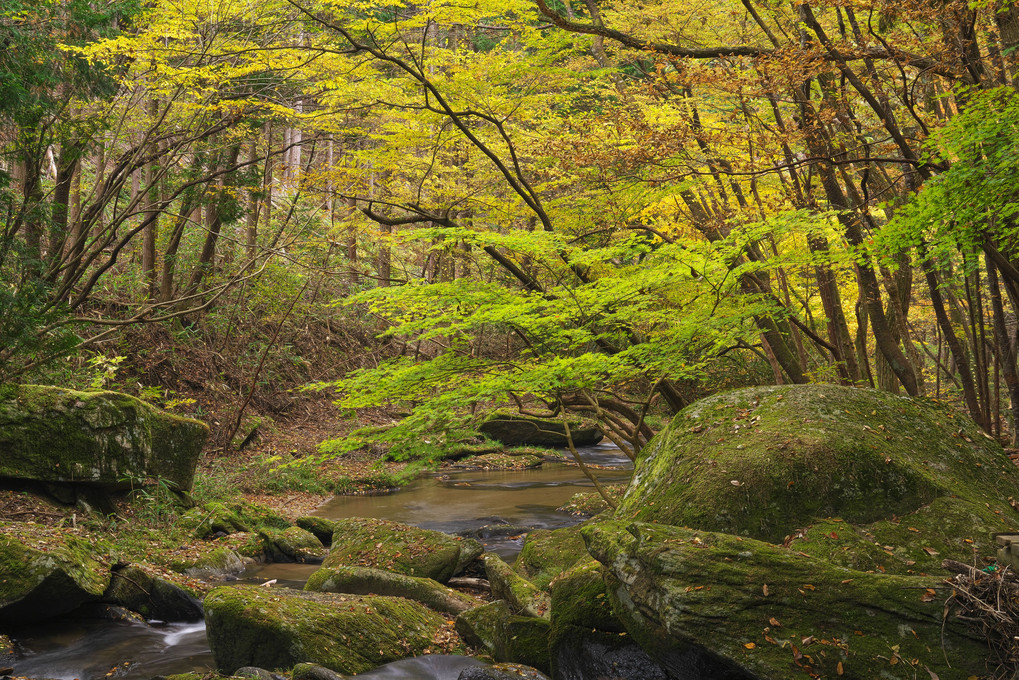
top-left (0, 385), bottom-right (208, 491)
top-left (204, 585), bottom-right (456, 674)
top-left (102, 565), bottom-right (203, 621)
top-left (514, 526), bottom-right (589, 590)
top-left (548, 559), bottom-right (621, 634)
top-left (458, 663), bottom-right (550, 680)
top-left (0, 522), bottom-right (110, 622)
top-left (323, 518), bottom-right (482, 583)
top-left (618, 384), bottom-right (1019, 562)
top-left (196, 501), bottom-right (290, 539)
top-left (483, 553), bottom-right (549, 619)
top-left (455, 600), bottom-right (551, 674)
top-left (584, 520), bottom-right (987, 679)
top-left (258, 527), bottom-right (326, 563)
top-left (478, 411), bottom-right (602, 448)
top-left (306, 565), bottom-right (480, 615)
top-left (183, 546), bottom-right (247, 579)
top-left (296, 517), bottom-right (339, 546)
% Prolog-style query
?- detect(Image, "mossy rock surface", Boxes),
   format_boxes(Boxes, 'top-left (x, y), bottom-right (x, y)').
top-left (478, 411), bottom-right (602, 448)
top-left (306, 565), bottom-right (480, 615)
top-left (258, 526), bottom-right (326, 563)
top-left (324, 517), bottom-right (477, 583)
top-left (513, 526), bottom-right (589, 590)
top-left (455, 600), bottom-right (551, 674)
top-left (0, 385), bottom-right (208, 491)
top-left (618, 385), bottom-right (1019, 552)
top-left (196, 501), bottom-right (290, 539)
top-left (584, 520), bottom-right (987, 680)
top-left (103, 565), bottom-right (203, 621)
top-left (296, 517), bottom-right (339, 546)
top-left (483, 553), bottom-right (548, 619)
top-left (548, 559), bottom-right (621, 634)
top-left (0, 521), bottom-right (110, 622)
top-left (458, 662), bottom-right (551, 679)
top-left (183, 546), bottom-right (247, 579)
top-left (204, 585), bottom-right (455, 674)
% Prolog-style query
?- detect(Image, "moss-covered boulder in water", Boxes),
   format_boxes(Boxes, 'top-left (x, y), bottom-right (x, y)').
top-left (514, 526), bottom-right (589, 590)
top-left (618, 384), bottom-right (1019, 564)
top-left (455, 600), bottom-right (551, 674)
top-left (306, 565), bottom-right (480, 615)
top-left (0, 385), bottom-right (208, 491)
top-left (195, 501), bottom-right (290, 539)
top-left (478, 411), bottom-right (602, 448)
top-left (204, 585), bottom-right (456, 674)
top-left (585, 521), bottom-right (987, 679)
top-left (296, 517), bottom-right (339, 546)
top-left (0, 522), bottom-right (110, 622)
top-left (324, 518), bottom-right (481, 583)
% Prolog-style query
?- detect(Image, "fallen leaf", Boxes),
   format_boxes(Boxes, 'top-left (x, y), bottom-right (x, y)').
top-left (921, 588), bottom-right (937, 602)
top-left (802, 583), bottom-right (816, 590)
top-left (744, 642), bottom-right (756, 649)
top-left (769, 617), bottom-right (782, 627)
top-left (763, 584), bottom-right (769, 596)
top-left (922, 547), bottom-right (940, 556)
top-left (837, 661), bottom-right (844, 675)
top-left (730, 480), bottom-right (742, 486)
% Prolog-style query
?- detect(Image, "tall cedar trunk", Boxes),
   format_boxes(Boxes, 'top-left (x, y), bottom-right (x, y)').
top-left (46, 144), bottom-right (80, 281)
top-left (986, 255), bottom-right (1019, 443)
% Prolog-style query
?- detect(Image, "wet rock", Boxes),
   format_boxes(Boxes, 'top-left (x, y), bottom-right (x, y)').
top-left (548, 559), bottom-right (622, 633)
top-left (458, 663), bottom-right (551, 680)
top-left (455, 601), bottom-right (551, 674)
top-left (72, 602), bottom-right (146, 622)
top-left (102, 565), bottom-right (203, 621)
top-left (291, 663), bottom-right (347, 680)
top-left (204, 585), bottom-right (456, 674)
top-left (258, 527), bottom-right (326, 563)
top-left (552, 626), bottom-right (669, 680)
top-left (618, 384), bottom-right (1019, 570)
top-left (305, 565), bottom-right (480, 615)
top-left (0, 384), bottom-right (208, 492)
top-left (296, 517), bottom-right (338, 547)
top-left (0, 522), bottom-right (110, 623)
top-left (478, 411), bottom-right (602, 448)
top-left (513, 526), bottom-right (588, 590)
top-left (585, 520), bottom-right (988, 680)
top-left (483, 554), bottom-right (548, 618)
top-left (0, 633), bottom-right (13, 673)
top-left (324, 518), bottom-right (481, 583)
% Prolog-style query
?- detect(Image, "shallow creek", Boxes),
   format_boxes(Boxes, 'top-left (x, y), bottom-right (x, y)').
top-left (10, 444), bottom-right (632, 680)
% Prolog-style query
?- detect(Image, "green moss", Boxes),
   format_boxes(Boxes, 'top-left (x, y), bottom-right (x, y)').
top-left (618, 385), bottom-right (1019, 547)
top-left (0, 384), bottom-right (208, 491)
top-left (584, 520), bottom-right (988, 679)
top-left (257, 526), bottom-right (325, 562)
top-left (514, 526), bottom-right (590, 590)
top-left (323, 517), bottom-right (471, 583)
top-left (204, 585), bottom-right (458, 674)
top-left (0, 521), bottom-right (111, 622)
top-left (455, 600), bottom-right (551, 674)
top-left (548, 559), bottom-right (622, 634)
top-left (306, 565), bottom-right (480, 615)
top-left (484, 553), bottom-right (549, 619)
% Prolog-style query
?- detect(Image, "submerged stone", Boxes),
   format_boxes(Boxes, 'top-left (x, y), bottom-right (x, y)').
top-left (0, 385), bottom-right (208, 492)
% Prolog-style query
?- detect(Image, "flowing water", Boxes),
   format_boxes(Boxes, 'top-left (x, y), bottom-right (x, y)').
top-left (7, 444), bottom-right (632, 680)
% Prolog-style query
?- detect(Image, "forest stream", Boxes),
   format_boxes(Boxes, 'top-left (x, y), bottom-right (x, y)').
top-left (9, 444), bottom-right (632, 680)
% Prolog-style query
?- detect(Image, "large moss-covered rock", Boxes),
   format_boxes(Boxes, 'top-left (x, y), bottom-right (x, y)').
top-left (306, 565), bottom-right (480, 615)
top-left (514, 526), bottom-right (589, 590)
top-left (296, 516), bottom-right (339, 546)
top-left (478, 411), bottom-right (602, 448)
top-left (195, 501), bottom-right (290, 539)
top-left (618, 384), bottom-right (1019, 564)
top-left (0, 385), bottom-right (208, 491)
top-left (324, 518), bottom-right (481, 583)
top-left (204, 585), bottom-right (456, 674)
top-left (455, 600), bottom-right (551, 674)
top-left (0, 522), bottom-right (110, 622)
top-left (585, 521), bottom-right (987, 680)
